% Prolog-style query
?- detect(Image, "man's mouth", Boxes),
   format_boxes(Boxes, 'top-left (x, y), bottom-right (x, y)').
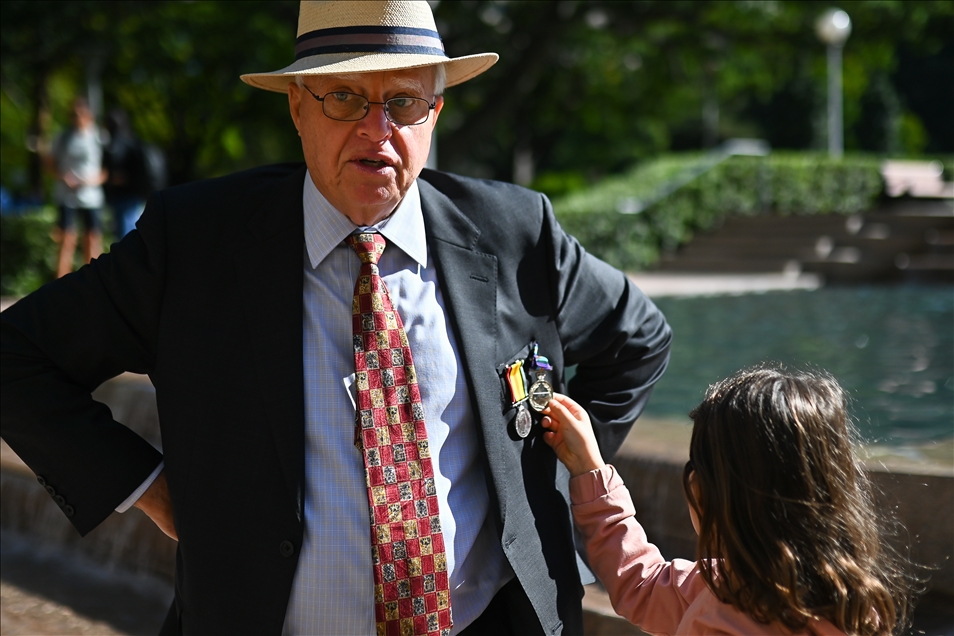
top-left (358, 159), bottom-right (389, 168)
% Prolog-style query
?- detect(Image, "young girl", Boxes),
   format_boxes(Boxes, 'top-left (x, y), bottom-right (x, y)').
top-left (542, 366), bottom-right (912, 636)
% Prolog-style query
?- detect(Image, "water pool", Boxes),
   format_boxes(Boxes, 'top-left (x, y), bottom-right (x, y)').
top-left (641, 285), bottom-right (953, 446)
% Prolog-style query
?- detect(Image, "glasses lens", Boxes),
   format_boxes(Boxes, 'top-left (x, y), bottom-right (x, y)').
top-left (322, 92), bottom-right (369, 121)
top-left (386, 97), bottom-right (430, 125)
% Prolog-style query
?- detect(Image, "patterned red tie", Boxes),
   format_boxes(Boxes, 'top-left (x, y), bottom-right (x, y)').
top-left (346, 232), bottom-right (452, 636)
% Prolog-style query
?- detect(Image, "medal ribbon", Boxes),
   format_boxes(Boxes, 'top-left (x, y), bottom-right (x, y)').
top-left (531, 341), bottom-right (553, 371)
top-left (506, 360), bottom-right (528, 404)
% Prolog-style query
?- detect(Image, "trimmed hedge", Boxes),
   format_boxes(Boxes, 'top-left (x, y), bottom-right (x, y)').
top-left (552, 153), bottom-right (885, 272)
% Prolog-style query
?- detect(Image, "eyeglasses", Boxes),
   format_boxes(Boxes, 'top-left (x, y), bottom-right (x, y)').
top-left (303, 86), bottom-right (436, 126)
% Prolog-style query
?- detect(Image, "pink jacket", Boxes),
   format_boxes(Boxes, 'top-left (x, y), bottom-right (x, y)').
top-left (571, 465), bottom-right (844, 636)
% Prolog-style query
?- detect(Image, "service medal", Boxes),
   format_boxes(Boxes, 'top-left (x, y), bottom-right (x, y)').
top-left (505, 359), bottom-right (533, 437)
top-left (528, 369), bottom-right (553, 412)
top-left (514, 402), bottom-right (532, 438)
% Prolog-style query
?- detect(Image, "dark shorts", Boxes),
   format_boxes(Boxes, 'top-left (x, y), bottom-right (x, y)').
top-left (58, 206), bottom-right (103, 233)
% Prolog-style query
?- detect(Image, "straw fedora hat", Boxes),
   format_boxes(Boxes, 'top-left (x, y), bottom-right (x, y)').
top-left (241, 1), bottom-right (499, 93)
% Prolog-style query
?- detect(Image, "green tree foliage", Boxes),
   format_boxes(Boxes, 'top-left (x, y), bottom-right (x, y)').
top-left (0, 208), bottom-right (57, 296)
top-left (432, 0), bottom-right (953, 188)
top-left (1, 1), bottom-right (951, 194)
top-left (1, 0), bottom-right (300, 194)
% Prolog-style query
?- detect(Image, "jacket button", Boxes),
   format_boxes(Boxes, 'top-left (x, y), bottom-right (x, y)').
top-left (45, 485), bottom-right (56, 497)
top-left (63, 505), bottom-right (75, 517)
top-left (55, 495), bottom-right (66, 507)
top-left (36, 476), bottom-right (47, 487)
top-left (279, 540), bottom-right (295, 557)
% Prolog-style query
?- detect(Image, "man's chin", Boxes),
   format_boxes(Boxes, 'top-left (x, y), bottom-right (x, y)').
top-left (340, 188), bottom-right (403, 226)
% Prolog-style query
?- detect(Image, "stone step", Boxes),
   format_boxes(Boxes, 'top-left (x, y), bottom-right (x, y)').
top-left (862, 214), bottom-right (954, 236)
top-left (899, 252), bottom-right (954, 273)
top-left (878, 198), bottom-right (954, 217)
top-left (695, 214), bottom-right (951, 243)
top-left (683, 235), bottom-right (822, 250)
top-left (799, 259), bottom-right (898, 282)
top-left (657, 258), bottom-right (797, 273)
top-left (831, 235), bottom-right (926, 252)
top-left (927, 228), bottom-right (954, 247)
top-left (707, 215), bottom-right (855, 237)
top-left (678, 233), bottom-right (940, 262)
top-left (655, 199), bottom-right (953, 280)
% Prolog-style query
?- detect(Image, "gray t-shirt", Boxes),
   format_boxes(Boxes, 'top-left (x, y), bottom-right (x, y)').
top-left (53, 127), bottom-right (104, 209)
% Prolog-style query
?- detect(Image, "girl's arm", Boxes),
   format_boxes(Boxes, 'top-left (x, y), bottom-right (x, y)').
top-left (572, 465), bottom-right (707, 632)
top-left (543, 395), bottom-right (707, 633)
top-left (541, 393), bottom-right (606, 477)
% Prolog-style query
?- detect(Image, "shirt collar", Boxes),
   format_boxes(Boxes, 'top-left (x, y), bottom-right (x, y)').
top-left (302, 172), bottom-right (427, 269)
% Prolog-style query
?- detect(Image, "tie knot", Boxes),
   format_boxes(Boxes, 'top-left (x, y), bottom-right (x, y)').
top-left (346, 232), bottom-right (386, 265)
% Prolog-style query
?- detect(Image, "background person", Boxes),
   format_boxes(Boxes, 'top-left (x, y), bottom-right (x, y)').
top-left (47, 97), bottom-right (106, 277)
top-left (103, 108), bottom-right (160, 239)
top-left (541, 367), bottom-right (914, 636)
top-left (1, 2), bottom-right (671, 634)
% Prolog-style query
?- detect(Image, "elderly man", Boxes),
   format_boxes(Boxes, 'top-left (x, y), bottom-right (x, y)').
top-left (1, 2), bottom-right (671, 635)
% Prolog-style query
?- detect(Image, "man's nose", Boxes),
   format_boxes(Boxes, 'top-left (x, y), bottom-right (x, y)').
top-left (356, 102), bottom-right (392, 140)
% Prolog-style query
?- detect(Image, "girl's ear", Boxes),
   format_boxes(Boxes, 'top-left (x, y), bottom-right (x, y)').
top-left (687, 470), bottom-right (703, 535)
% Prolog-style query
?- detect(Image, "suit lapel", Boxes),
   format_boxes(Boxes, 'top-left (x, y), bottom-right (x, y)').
top-left (418, 179), bottom-right (514, 512)
top-left (233, 166), bottom-right (306, 516)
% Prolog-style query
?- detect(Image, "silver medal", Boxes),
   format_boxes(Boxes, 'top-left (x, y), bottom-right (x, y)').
top-left (528, 370), bottom-right (553, 412)
top-left (514, 402), bottom-right (532, 438)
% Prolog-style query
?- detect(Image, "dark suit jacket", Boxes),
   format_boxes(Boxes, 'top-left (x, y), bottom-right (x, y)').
top-left (1, 163), bottom-right (671, 634)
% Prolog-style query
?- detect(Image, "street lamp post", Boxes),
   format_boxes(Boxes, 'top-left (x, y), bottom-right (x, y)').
top-left (816, 9), bottom-right (852, 158)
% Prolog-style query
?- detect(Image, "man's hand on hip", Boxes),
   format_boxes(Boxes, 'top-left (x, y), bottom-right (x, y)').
top-left (134, 468), bottom-right (178, 541)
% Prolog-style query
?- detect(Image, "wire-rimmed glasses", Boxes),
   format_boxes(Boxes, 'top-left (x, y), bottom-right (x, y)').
top-left (303, 86), bottom-right (436, 126)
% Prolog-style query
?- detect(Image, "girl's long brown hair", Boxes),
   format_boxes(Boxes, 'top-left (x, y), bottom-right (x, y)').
top-left (684, 366), bottom-right (915, 635)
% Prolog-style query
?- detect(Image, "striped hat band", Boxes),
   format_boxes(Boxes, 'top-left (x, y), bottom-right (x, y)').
top-left (295, 26), bottom-right (446, 60)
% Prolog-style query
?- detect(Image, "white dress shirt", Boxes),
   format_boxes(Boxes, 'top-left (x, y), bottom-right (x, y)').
top-left (282, 174), bottom-right (512, 634)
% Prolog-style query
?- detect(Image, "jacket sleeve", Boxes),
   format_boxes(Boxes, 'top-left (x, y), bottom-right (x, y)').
top-left (0, 194), bottom-right (168, 535)
top-left (543, 195), bottom-right (672, 458)
top-left (571, 465), bottom-right (707, 634)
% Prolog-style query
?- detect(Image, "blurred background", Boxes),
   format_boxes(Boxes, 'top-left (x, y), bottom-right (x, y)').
top-left (1, 0), bottom-right (951, 193)
top-left (1, 1), bottom-right (953, 634)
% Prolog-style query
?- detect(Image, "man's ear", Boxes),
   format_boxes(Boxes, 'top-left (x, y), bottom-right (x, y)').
top-left (430, 95), bottom-right (444, 129)
top-left (288, 82), bottom-right (302, 136)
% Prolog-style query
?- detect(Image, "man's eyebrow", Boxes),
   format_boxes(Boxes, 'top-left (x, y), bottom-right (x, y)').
top-left (388, 77), bottom-right (427, 94)
top-left (321, 73), bottom-right (428, 95)
top-left (328, 73), bottom-right (367, 85)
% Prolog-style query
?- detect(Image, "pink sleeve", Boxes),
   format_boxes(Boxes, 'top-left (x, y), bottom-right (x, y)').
top-left (571, 465), bottom-right (708, 634)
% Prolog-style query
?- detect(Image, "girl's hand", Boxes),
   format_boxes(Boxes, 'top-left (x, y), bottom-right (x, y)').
top-left (541, 393), bottom-right (606, 477)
